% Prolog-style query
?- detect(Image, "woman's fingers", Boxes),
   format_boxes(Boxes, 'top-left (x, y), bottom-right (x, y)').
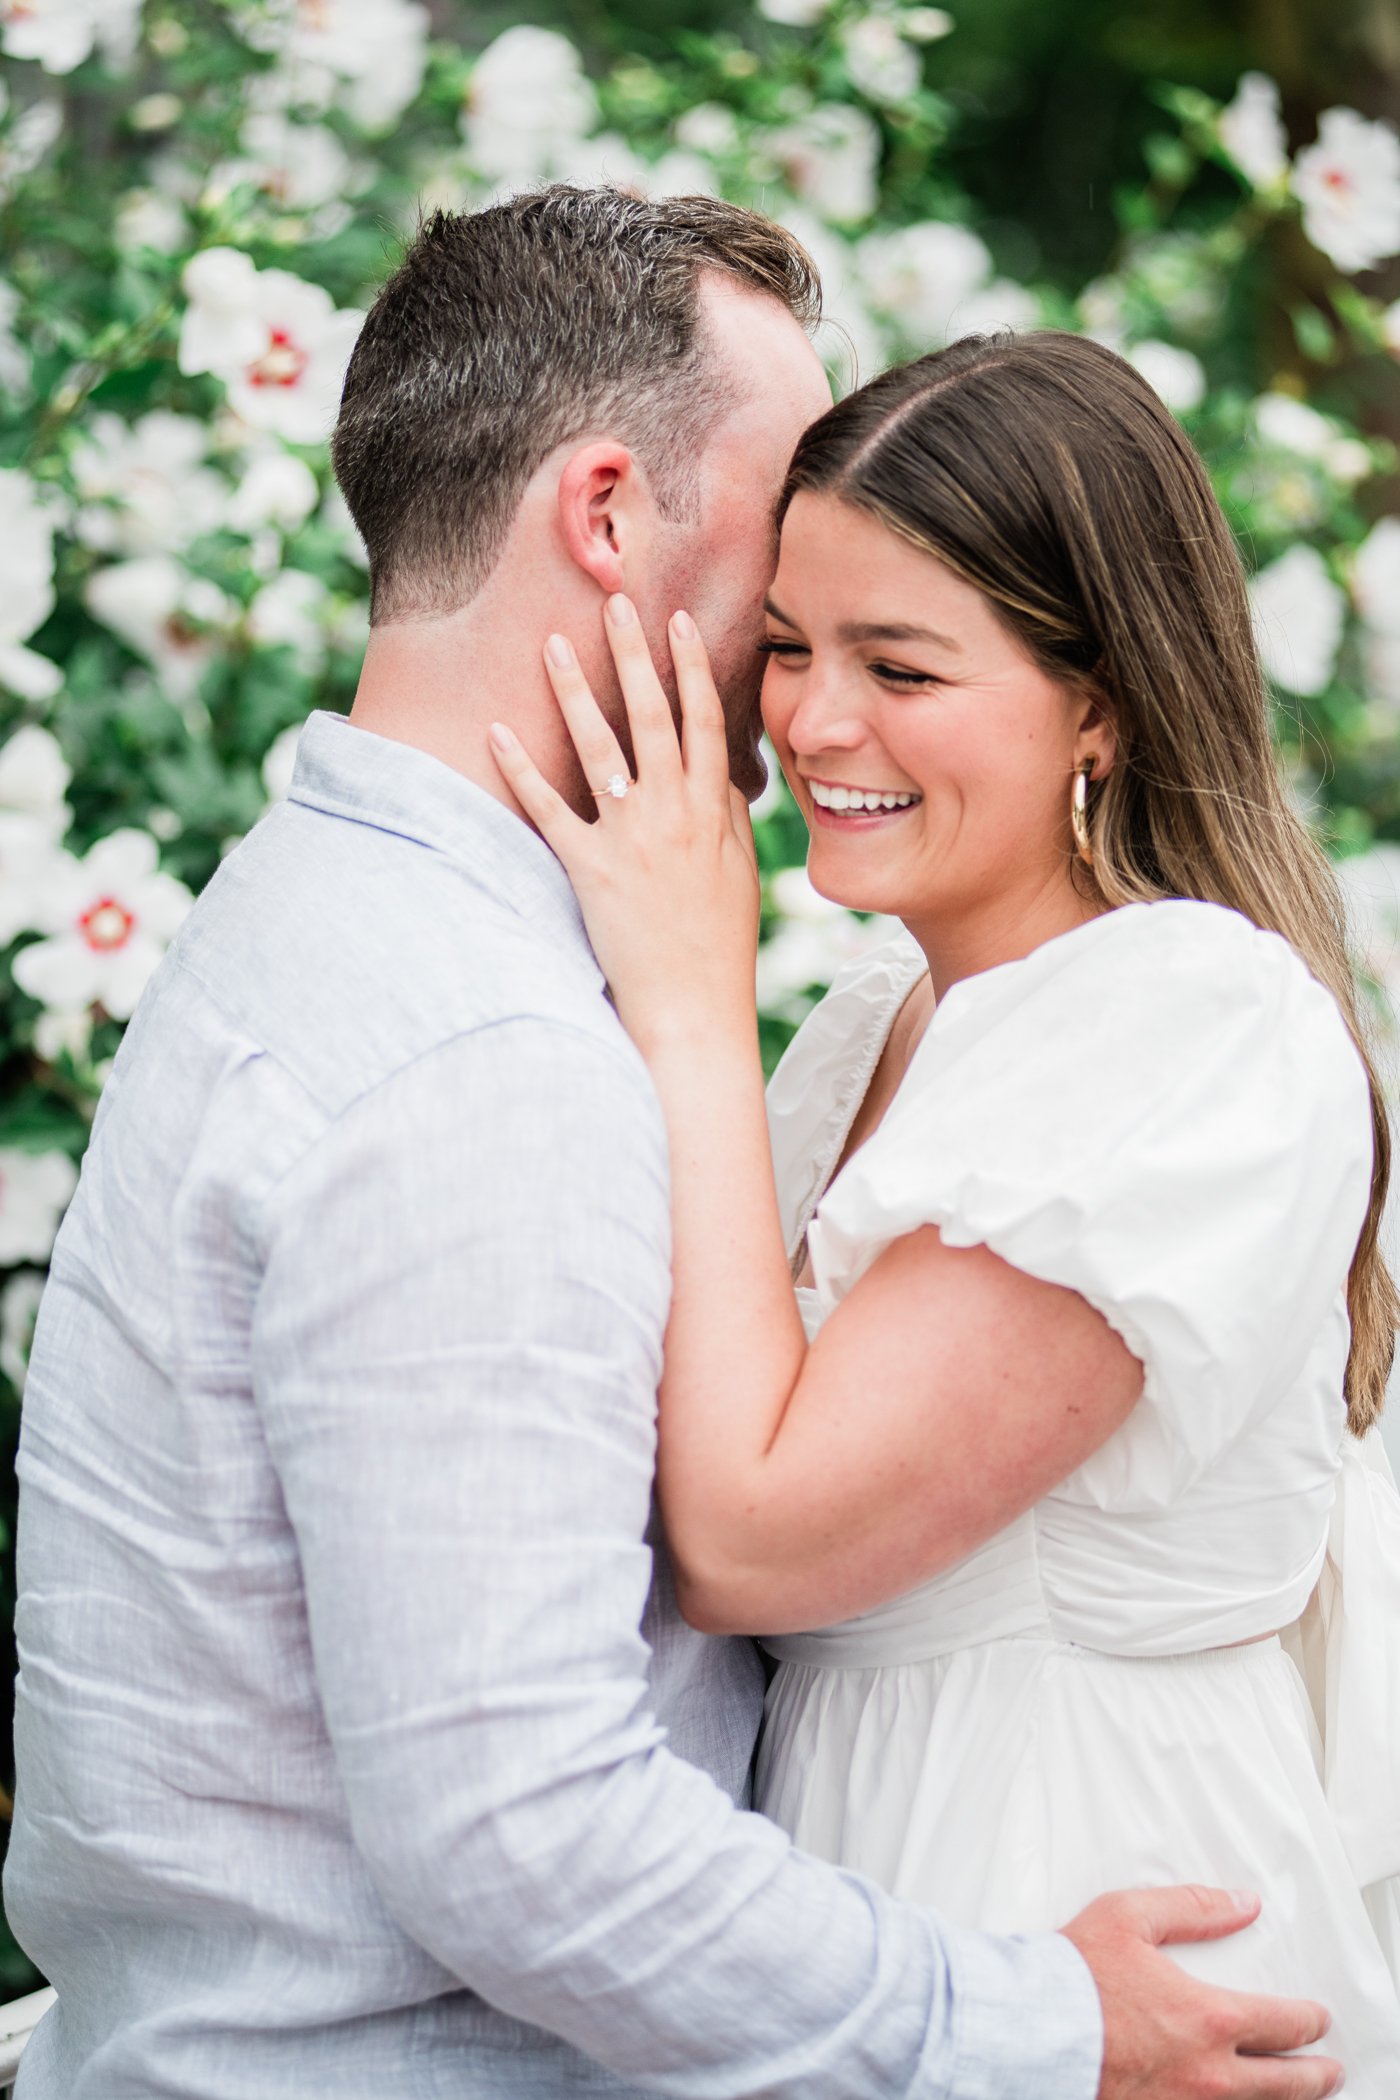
top-left (669, 610), bottom-right (732, 801)
top-left (604, 594), bottom-right (683, 786)
top-left (542, 633), bottom-right (632, 800)
top-left (533, 601), bottom-right (732, 820)
top-left (488, 721), bottom-right (591, 862)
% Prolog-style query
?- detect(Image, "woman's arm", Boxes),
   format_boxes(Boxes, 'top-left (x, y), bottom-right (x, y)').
top-left (646, 1019), bottom-right (1141, 1634)
top-left (491, 598), bottom-right (1142, 1635)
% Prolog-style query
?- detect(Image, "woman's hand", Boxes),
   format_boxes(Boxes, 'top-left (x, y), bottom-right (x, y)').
top-left (489, 595), bottom-right (761, 1059)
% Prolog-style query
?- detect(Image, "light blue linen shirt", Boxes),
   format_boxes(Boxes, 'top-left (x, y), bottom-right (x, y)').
top-left (6, 710), bottom-right (1101, 2099)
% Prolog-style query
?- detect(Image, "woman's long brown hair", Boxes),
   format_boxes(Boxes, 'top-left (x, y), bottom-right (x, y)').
top-left (779, 330), bottom-right (1395, 1434)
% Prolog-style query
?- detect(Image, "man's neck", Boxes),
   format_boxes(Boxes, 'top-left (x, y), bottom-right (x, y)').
top-left (347, 610), bottom-right (578, 821)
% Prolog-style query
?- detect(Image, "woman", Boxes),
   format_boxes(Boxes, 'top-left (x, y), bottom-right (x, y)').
top-left (489, 331), bottom-right (1400, 2087)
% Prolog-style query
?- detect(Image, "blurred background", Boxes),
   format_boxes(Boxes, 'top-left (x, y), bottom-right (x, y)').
top-left (1, 0), bottom-right (1399, 1998)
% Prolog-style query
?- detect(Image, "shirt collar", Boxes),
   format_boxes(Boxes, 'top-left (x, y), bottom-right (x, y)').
top-left (287, 710), bottom-right (595, 966)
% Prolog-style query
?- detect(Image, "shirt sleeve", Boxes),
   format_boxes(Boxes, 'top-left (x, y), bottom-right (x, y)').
top-left (250, 1014), bottom-right (1102, 2100)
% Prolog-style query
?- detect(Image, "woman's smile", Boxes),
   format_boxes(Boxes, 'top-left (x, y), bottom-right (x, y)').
top-left (804, 776), bottom-right (923, 825)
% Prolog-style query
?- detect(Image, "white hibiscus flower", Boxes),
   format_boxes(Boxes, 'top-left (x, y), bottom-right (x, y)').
top-left (113, 187), bottom-right (187, 254)
top-left (1293, 108), bottom-right (1400, 276)
top-left (0, 1152), bottom-right (76, 1267)
top-left (758, 0), bottom-right (829, 22)
top-left (0, 723), bottom-right (70, 838)
top-left (0, 816), bottom-right (66, 948)
top-left (241, 0), bottom-right (429, 131)
top-left (0, 0), bottom-right (139, 74)
top-left (673, 104), bottom-right (740, 159)
top-left (246, 568), bottom-right (328, 673)
top-left (860, 220), bottom-right (1011, 346)
top-left (1253, 393), bottom-right (1372, 485)
top-left (84, 555), bottom-right (235, 702)
top-left (840, 14), bottom-right (922, 105)
top-left (1128, 341), bottom-right (1206, 414)
top-left (208, 113), bottom-right (355, 221)
top-left (226, 446), bottom-right (319, 536)
top-left (778, 208), bottom-right (882, 389)
top-left (13, 827), bottom-right (194, 1020)
top-left (951, 279), bottom-right (1038, 337)
top-left (766, 105), bottom-right (881, 225)
top-left (178, 248), bottom-right (365, 448)
top-left (1218, 73), bottom-right (1288, 191)
top-left (461, 28), bottom-right (599, 187)
top-left (552, 130), bottom-right (650, 196)
top-left (0, 83), bottom-right (60, 203)
top-left (1354, 517), bottom-right (1400, 637)
top-left (0, 724), bottom-right (72, 947)
top-left (1248, 545), bottom-right (1346, 697)
top-left (0, 468), bottom-right (60, 702)
top-left (72, 411), bottom-right (228, 557)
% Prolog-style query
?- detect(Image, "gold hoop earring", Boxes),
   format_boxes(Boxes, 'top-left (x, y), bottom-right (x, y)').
top-left (1070, 760), bottom-right (1095, 869)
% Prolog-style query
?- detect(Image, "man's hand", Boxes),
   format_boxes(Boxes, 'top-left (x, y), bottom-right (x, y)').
top-left (1063, 1886), bottom-right (1344, 2099)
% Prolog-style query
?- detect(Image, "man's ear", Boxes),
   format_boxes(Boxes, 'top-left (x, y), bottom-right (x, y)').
top-left (556, 442), bottom-right (640, 598)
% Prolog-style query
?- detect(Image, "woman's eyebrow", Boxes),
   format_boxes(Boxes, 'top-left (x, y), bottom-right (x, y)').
top-left (837, 619), bottom-right (962, 650)
top-left (762, 597), bottom-right (962, 652)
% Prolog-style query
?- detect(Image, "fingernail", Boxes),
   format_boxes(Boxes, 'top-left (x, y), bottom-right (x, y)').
top-left (607, 593), bottom-right (635, 627)
top-left (1230, 1890), bottom-right (1259, 1911)
top-left (545, 633), bottom-right (573, 668)
top-left (671, 608), bottom-right (697, 640)
top-left (487, 722), bottom-right (514, 751)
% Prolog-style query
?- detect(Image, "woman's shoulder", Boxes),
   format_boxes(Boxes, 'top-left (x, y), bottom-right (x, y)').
top-left (935, 899), bottom-right (1362, 1097)
top-left (954, 895), bottom-right (1317, 1003)
top-left (858, 896), bottom-right (1374, 1245)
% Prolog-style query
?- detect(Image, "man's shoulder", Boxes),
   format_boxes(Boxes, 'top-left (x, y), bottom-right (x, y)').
top-left (156, 796), bottom-right (632, 1120)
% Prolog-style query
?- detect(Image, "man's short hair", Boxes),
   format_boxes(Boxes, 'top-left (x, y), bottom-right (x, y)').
top-left (331, 186), bottom-right (822, 623)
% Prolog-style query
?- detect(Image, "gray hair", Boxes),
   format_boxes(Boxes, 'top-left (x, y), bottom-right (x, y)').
top-left (331, 186), bottom-right (822, 624)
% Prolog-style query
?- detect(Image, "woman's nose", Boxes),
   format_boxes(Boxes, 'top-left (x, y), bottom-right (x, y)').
top-left (784, 674), bottom-right (867, 754)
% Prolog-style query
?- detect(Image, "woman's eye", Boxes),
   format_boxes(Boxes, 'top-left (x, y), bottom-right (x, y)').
top-left (756, 638), bottom-right (808, 660)
top-left (870, 661), bottom-right (936, 688)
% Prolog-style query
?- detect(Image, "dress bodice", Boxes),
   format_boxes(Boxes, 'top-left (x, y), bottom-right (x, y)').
top-left (765, 902), bottom-right (1372, 1662)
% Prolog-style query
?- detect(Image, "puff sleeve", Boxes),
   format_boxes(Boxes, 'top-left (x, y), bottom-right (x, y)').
top-left (806, 901), bottom-right (1374, 1507)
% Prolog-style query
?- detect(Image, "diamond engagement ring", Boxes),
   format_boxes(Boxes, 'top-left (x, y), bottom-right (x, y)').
top-left (592, 773), bottom-right (632, 801)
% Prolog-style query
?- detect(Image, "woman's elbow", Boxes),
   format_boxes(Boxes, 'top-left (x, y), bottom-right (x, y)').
top-left (672, 1554), bottom-right (763, 1637)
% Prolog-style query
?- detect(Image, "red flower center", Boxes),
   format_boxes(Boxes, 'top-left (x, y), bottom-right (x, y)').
top-left (81, 897), bottom-right (135, 953)
top-left (248, 328), bottom-right (309, 390)
top-left (1322, 167), bottom-right (1353, 195)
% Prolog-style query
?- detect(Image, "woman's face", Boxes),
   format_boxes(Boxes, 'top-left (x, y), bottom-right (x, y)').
top-left (760, 490), bottom-right (1111, 932)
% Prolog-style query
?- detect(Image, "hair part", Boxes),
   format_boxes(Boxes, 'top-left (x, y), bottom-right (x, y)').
top-left (331, 186), bottom-right (821, 624)
top-left (779, 330), bottom-right (1397, 1434)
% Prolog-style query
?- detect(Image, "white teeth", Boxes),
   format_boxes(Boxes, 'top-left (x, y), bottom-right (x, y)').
top-left (809, 780), bottom-right (920, 813)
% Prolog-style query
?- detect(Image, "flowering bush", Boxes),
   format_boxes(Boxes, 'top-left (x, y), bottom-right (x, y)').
top-left (0, 0), bottom-right (1399, 1980)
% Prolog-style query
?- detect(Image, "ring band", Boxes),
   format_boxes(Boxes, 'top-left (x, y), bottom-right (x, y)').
top-left (592, 773), bottom-right (632, 801)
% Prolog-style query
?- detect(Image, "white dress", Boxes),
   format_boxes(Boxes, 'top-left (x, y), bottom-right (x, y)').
top-left (756, 900), bottom-right (1400, 2092)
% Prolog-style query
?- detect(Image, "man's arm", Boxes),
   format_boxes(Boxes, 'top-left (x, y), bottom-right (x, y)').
top-left (249, 1013), bottom-right (1097, 2097)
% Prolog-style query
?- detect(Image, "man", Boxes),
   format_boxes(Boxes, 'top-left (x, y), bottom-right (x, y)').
top-left (6, 188), bottom-right (1341, 2099)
